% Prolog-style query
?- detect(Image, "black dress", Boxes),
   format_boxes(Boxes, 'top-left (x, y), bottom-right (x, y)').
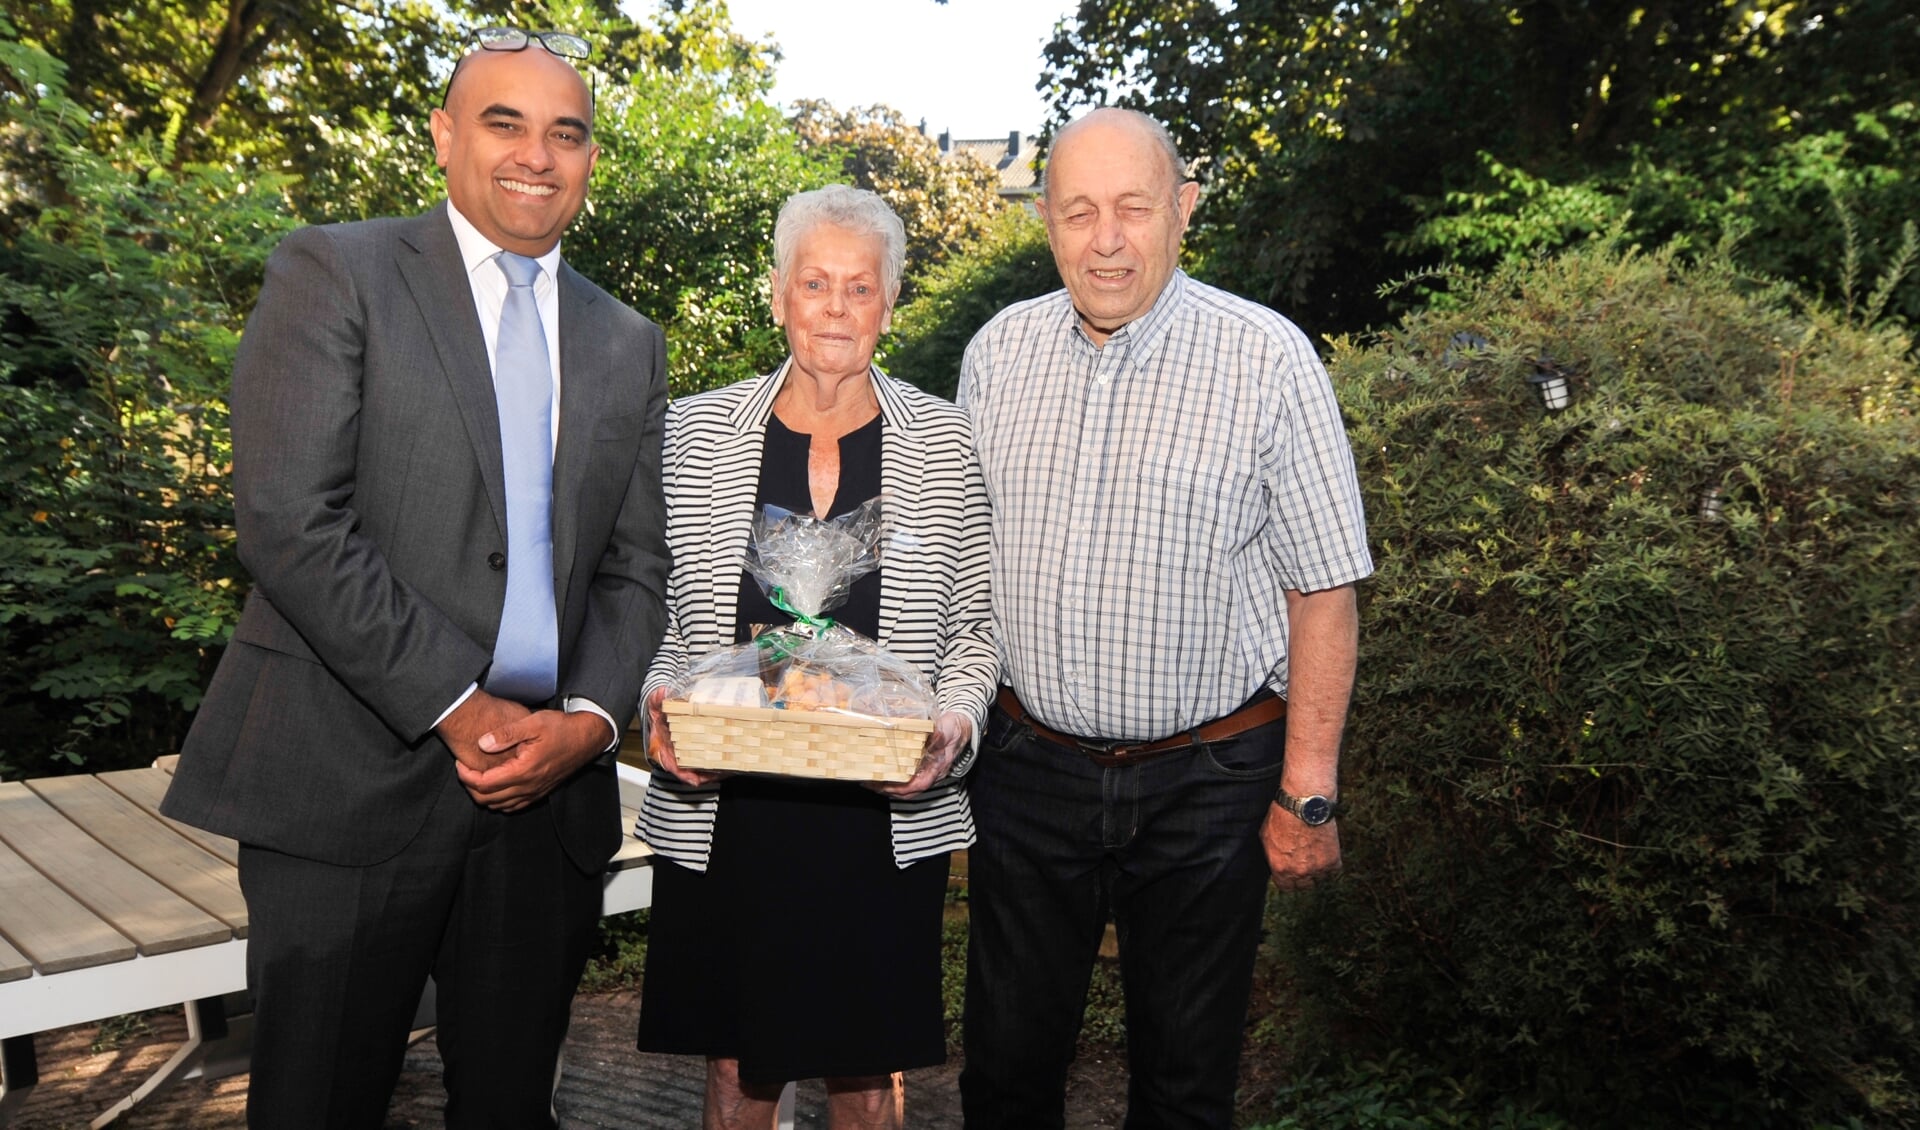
top-left (636, 411), bottom-right (951, 1084)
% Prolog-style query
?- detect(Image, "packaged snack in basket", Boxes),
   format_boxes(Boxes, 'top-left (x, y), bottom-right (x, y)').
top-left (664, 498), bottom-right (939, 780)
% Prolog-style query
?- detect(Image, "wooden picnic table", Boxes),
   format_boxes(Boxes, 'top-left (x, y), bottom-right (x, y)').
top-left (0, 757), bottom-right (656, 1128)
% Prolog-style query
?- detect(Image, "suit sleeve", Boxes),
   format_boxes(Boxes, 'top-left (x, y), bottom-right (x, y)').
top-left (230, 226), bottom-right (491, 742)
top-left (559, 319), bottom-right (671, 735)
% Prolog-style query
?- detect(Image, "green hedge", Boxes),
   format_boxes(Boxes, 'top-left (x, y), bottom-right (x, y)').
top-left (0, 31), bottom-right (286, 778)
top-left (1275, 244), bottom-right (1920, 1126)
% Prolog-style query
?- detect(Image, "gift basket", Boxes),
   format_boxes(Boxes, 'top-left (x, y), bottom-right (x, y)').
top-left (661, 498), bottom-right (936, 782)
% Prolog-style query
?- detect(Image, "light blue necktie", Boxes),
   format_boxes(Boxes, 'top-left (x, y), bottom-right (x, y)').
top-left (485, 251), bottom-right (559, 702)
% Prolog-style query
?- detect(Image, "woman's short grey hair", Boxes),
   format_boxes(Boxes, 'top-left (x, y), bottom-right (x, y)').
top-left (773, 185), bottom-right (907, 300)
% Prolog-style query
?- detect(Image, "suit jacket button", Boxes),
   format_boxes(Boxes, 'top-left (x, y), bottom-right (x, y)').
top-left (487, 552), bottom-right (506, 571)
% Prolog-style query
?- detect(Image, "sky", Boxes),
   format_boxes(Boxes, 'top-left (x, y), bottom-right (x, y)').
top-left (718, 0), bottom-right (1077, 141)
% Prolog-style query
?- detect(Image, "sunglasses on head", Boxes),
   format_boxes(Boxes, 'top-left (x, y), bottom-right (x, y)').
top-left (442, 27), bottom-right (595, 108)
top-left (470, 26), bottom-right (591, 60)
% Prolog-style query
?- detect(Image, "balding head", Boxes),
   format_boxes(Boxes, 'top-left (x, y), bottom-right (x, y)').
top-left (1043, 108), bottom-right (1186, 199)
top-left (443, 43), bottom-right (593, 117)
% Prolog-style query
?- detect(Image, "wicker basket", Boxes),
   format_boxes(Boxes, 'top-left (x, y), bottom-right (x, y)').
top-left (662, 699), bottom-right (933, 783)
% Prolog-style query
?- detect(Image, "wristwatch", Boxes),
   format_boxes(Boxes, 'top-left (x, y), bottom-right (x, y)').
top-left (1276, 789), bottom-right (1338, 827)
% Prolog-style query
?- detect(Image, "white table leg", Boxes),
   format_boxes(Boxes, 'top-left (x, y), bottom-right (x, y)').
top-left (87, 996), bottom-right (228, 1128)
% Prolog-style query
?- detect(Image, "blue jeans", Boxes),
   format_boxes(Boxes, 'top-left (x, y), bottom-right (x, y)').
top-left (960, 702), bottom-right (1287, 1129)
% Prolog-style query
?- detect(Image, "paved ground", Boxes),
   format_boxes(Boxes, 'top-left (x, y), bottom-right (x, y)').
top-left (5, 990), bottom-right (1133, 1128)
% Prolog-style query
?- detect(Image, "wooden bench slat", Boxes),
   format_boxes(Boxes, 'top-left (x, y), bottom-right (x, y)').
top-left (0, 926), bottom-right (33, 983)
top-left (26, 776), bottom-right (248, 936)
top-left (617, 805), bottom-right (653, 848)
top-left (616, 772), bottom-right (650, 812)
top-left (610, 839), bottom-right (653, 867)
top-left (97, 767), bottom-right (241, 867)
top-left (0, 781), bottom-right (230, 958)
top-left (612, 805), bottom-right (652, 867)
top-left (0, 832), bottom-right (137, 974)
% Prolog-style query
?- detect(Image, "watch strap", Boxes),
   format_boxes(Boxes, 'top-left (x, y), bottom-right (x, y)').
top-left (1276, 789), bottom-right (1341, 825)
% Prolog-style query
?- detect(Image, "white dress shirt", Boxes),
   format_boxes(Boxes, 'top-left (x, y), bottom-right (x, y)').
top-left (432, 203), bottom-right (615, 744)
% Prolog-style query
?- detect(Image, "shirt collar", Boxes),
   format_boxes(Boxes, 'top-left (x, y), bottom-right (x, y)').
top-left (445, 200), bottom-right (563, 282)
top-left (1067, 269), bottom-right (1188, 362)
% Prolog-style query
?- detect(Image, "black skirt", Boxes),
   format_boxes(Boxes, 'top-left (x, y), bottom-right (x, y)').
top-left (635, 775), bottom-right (951, 1082)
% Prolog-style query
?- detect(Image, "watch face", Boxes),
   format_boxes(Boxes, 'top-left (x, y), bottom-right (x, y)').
top-left (1299, 796), bottom-right (1333, 826)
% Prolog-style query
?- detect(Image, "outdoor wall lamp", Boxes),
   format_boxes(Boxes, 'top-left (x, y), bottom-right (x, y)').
top-left (1528, 356), bottom-right (1572, 412)
top-left (1699, 489), bottom-right (1726, 521)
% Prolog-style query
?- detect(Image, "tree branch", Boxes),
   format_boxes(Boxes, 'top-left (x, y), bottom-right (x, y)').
top-left (177, 0), bottom-right (284, 165)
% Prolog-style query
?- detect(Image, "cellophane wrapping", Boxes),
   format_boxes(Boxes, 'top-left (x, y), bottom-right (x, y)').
top-left (667, 497), bottom-right (938, 720)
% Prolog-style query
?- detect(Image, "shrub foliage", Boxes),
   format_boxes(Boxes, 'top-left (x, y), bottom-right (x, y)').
top-left (1285, 243), bottom-right (1920, 1126)
top-left (0, 31), bottom-right (289, 778)
top-left (885, 207), bottom-right (1058, 399)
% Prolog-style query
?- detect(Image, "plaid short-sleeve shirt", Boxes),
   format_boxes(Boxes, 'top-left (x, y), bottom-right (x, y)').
top-left (958, 271), bottom-right (1374, 742)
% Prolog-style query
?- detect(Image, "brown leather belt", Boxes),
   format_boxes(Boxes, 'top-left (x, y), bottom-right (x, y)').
top-left (996, 687), bottom-right (1286, 767)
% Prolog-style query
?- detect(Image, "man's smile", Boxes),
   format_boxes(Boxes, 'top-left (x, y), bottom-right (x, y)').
top-left (498, 177), bottom-right (557, 197)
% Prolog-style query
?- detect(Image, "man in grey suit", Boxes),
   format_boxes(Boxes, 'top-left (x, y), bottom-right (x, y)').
top-left (162, 29), bottom-right (668, 1129)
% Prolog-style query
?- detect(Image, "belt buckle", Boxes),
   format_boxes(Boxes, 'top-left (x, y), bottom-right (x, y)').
top-left (1077, 738), bottom-right (1135, 760)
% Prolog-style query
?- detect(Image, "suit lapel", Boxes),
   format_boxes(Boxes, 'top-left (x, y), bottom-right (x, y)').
top-left (394, 204), bottom-right (507, 543)
top-left (708, 371), bottom-right (784, 642)
top-left (873, 369), bottom-right (924, 649)
top-left (552, 262), bottom-right (608, 611)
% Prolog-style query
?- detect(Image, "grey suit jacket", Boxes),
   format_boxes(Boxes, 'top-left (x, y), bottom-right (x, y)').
top-left (163, 203), bottom-right (669, 872)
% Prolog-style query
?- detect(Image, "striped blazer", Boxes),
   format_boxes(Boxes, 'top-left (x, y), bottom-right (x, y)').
top-left (637, 360), bottom-right (997, 869)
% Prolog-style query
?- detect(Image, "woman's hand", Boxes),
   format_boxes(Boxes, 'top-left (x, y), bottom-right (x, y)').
top-left (876, 711), bottom-right (971, 798)
top-left (645, 686), bottom-right (724, 787)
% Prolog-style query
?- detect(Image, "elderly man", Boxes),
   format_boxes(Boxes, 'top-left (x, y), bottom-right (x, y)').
top-left (956, 107), bottom-right (1373, 1128)
top-left (163, 28), bottom-right (668, 1128)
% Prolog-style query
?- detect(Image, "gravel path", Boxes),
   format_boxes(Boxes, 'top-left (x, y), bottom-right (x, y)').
top-left (5, 990), bottom-right (1132, 1128)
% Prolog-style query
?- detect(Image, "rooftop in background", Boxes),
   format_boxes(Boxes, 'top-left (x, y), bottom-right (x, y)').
top-left (933, 128), bottom-right (1041, 200)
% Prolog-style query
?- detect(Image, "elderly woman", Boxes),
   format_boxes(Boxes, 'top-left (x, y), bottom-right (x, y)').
top-left (635, 185), bottom-right (996, 1128)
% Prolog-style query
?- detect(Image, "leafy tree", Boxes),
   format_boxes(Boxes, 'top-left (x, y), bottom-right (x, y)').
top-left (558, 0), bottom-right (834, 393)
top-left (596, 0), bottom-right (780, 94)
top-left (1398, 106), bottom-right (1920, 327)
top-left (1040, 0), bottom-right (1920, 337)
top-left (788, 100), bottom-right (1004, 298)
top-left (571, 70), bottom-right (829, 394)
top-left (885, 206), bottom-right (1058, 397)
top-left (7, 0), bottom-right (460, 183)
top-left (1, 22), bottom-right (292, 776)
top-left (1, 0), bottom-right (786, 225)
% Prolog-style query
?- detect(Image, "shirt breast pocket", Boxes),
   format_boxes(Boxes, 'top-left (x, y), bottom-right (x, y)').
top-left (1135, 452), bottom-right (1256, 567)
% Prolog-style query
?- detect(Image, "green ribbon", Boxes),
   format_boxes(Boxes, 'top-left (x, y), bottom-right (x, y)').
top-left (754, 586), bottom-right (836, 660)
top-left (767, 586), bottom-right (835, 633)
